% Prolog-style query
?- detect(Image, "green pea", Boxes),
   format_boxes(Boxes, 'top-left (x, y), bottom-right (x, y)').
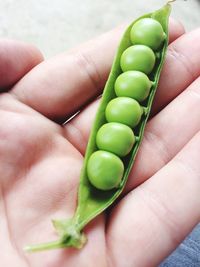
top-left (105, 97), bottom-right (143, 128)
top-left (120, 45), bottom-right (156, 74)
top-left (114, 71), bottom-right (152, 102)
top-left (130, 18), bottom-right (165, 51)
top-left (87, 150), bottom-right (124, 191)
top-left (96, 122), bottom-right (135, 157)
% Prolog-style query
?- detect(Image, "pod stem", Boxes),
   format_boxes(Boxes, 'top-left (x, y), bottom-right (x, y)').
top-left (24, 218), bottom-right (87, 252)
top-left (24, 240), bottom-right (67, 253)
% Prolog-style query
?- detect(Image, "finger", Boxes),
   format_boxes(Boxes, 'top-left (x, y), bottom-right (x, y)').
top-left (168, 18), bottom-right (185, 43)
top-left (65, 76), bottom-right (200, 192)
top-left (126, 76), bottom-right (200, 190)
top-left (11, 18), bottom-right (185, 121)
top-left (107, 132), bottom-right (200, 267)
top-left (0, 39), bottom-right (43, 90)
top-left (152, 27), bottom-right (200, 115)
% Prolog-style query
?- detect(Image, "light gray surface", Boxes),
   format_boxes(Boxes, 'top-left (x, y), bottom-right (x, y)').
top-left (0, 0), bottom-right (200, 58)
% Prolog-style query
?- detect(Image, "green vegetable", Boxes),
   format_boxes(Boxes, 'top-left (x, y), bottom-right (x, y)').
top-left (120, 45), bottom-right (156, 74)
top-left (96, 122), bottom-right (135, 157)
top-left (87, 150), bottom-right (124, 190)
top-left (115, 70), bottom-right (152, 102)
top-left (130, 18), bottom-right (166, 51)
top-left (105, 97), bottom-right (143, 128)
top-left (25, 3), bottom-right (171, 252)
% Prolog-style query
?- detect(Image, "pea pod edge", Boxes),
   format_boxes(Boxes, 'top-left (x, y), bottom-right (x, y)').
top-left (25, 3), bottom-right (171, 252)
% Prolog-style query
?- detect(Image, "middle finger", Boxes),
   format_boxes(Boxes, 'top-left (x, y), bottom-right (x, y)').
top-left (64, 77), bottom-right (200, 191)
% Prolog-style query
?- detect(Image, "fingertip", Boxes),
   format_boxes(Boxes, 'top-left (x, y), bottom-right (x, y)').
top-left (169, 17), bottom-right (185, 43)
top-left (25, 43), bottom-right (44, 65)
top-left (0, 39), bottom-right (44, 90)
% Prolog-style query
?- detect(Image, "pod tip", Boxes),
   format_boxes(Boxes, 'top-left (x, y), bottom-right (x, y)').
top-left (167, 0), bottom-right (187, 4)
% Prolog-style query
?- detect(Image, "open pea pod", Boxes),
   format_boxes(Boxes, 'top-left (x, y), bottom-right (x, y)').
top-left (26, 3), bottom-right (172, 252)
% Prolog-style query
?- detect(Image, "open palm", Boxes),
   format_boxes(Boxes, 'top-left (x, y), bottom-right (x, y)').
top-left (0, 19), bottom-right (200, 267)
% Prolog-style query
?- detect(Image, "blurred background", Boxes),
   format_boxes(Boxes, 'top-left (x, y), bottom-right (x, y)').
top-left (0, 0), bottom-right (199, 58)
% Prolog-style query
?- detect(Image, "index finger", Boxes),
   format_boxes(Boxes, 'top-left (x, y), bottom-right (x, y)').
top-left (11, 18), bottom-right (185, 122)
top-left (0, 39), bottom-right (43, 91)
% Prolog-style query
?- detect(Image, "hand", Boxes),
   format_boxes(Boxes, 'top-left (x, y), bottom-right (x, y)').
top-left (0, 18), bottom-right (200, 267)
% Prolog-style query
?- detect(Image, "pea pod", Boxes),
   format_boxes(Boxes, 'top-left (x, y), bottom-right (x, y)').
top-left (26, 3), bottom-right (172, 252)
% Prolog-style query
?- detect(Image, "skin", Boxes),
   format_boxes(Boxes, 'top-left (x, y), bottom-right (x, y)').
top-left (0, 18), bottom-right (200, 267)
